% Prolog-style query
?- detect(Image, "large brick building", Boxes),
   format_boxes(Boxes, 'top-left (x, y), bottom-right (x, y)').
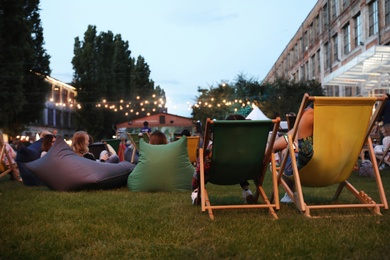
top-left (264, 0), bottom-right (390, 97)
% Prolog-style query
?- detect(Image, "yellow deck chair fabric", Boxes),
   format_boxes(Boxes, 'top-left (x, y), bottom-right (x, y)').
top-left (279, 94), bottom-right (388, 217)
top-left (300, 97), bottom-right (374, 186)
top-left (185, 136), bottom-right (199, 164)
top-left (199, 118), bottom-right (281, 220)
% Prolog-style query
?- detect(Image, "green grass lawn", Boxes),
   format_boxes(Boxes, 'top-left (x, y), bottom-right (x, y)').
top-left (1, 168), bottom-right (390, 259)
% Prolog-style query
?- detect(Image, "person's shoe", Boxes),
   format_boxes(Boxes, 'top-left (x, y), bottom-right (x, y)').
top-left (242, 188), bottom-right (254, 204)
top-left (280, 193), bottom-right (293, 203)
top-left (191, 189), bottom-right (199, 205)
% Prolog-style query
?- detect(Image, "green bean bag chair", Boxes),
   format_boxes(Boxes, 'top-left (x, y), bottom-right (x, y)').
top-left (127, 136), bottom-right (194, 191)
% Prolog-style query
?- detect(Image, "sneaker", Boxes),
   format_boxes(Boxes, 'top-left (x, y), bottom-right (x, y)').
top-left (280, 193), bottom-right (293, 203)
top-left (242, 188), bottom-right (254, 204)
top-left (191, 189), bottom-right (199, 205)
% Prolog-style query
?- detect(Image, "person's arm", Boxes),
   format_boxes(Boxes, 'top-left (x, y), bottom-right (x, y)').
top-left (273, 130), bottom-right (292, 153)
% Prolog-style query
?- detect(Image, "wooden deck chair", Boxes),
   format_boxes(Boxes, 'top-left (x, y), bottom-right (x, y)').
top-left (143, 132), bottom-right (150, 143)
top-left (199, 117), bottom-right (281, 220)
top-left (126, 133), bottom-right (141, 163)
top-left (0, 144), bottom-right (18, 179)
top-left (278, 93), bottom-right (388, 217)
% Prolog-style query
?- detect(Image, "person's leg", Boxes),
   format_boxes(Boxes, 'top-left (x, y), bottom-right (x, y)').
top-left (240, 181), bottom-right (254, 204)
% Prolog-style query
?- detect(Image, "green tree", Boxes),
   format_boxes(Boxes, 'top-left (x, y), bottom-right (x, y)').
top-left (259, 78), bottom-right (324, 119)
top-left (72, 25), bottom-right (165, 139)
top-left (0, 0), bottom-right (51, 136)
top-left (191, 75), bottom-right (324, 127)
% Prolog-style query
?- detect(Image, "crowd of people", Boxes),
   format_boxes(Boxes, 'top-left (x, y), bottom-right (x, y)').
top-left (3, 96), bottom-right (389, 206)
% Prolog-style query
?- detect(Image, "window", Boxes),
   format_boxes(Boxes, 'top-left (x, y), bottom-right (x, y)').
top-left (331, 0), bottom-right (339, 21)
top-left (386, 0), bottom-right (390, 26)
top-left (354, 13), bottom-right (362, 47)
top-left (56, 110), bottom-right (61, 127)
top-left (343, 23), bottom-right (350, 55)
top-left (303, 31), bottom-right (308, 51)
top-left (324, 42), bottom-right (330, 69)
top-left (323, 3), bottom-right (329, 31)
top-left (306, 61), bottom-right (309, 80)
top-left (326, 86), bottom-right (334, 96)
top-left (345, 86), bottom-right (352, 96)
top-left (316, 50), bottom-right (321, 76)
top-left (294, 44), bottom-right (299, 61)
top-left (309, 23), bottom-right (313, 46)
top-left (53, 86), bottom-right (60, 103)
top-left (301, 63), bottom-right (306, 81)
top-left (62, 89), bottom-right (68, 105)
top-left (315, 15), bottom-right (320, 39)
top-left (48, 108), bottom-right (54, 126)
top-left (332, 34), bottom-right (338, 63)
top-left (63, 112), bottom-right (69, 128)
top-left (342, 0), bottom-right (350, 10)
top-left (369, 0), bottom-right (378, 36)
top-left (69, 92), bottom-right (75, 107)
top-left (310, 55), bottom-right (315, 79)
top-left (159, 115), bottom-right (165, 124)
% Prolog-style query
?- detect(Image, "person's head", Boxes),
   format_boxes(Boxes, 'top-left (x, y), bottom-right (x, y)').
top-left (72, 131), bottom-right (90, 156)
top-left (143, 121), bottom-right (149, 127)
top-left (225, 114), bottom-right (246, 120)
top-left (42, 134), bottom-right (56, 152)
top-left (40, 130), bottom-right (53, 138)
top-left (149, 130), bottom-right (168, 145)
top-left (288, 112), bottom-right (296, 116)
top-left (180, 129), bottom-right (191, 136)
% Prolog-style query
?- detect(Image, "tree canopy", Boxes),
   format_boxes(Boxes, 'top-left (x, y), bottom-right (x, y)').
top-left (0, 0), bottom-right (51, 136)
top-left (191, 74), bottom-right (324, 126)
top-left (72, 25), bottom-right (165, 139)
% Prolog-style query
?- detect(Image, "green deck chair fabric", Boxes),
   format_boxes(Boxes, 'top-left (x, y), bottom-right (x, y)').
top-left (208, 120), bottom-right (271, 185)
top-left (199, 118), bottom-right (280, 220)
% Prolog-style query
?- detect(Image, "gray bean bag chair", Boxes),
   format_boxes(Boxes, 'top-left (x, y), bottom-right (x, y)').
top-left (25, 138), bottom-right (135, 191)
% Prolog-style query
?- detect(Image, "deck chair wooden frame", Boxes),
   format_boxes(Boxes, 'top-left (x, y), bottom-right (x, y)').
top-left (0, 144), bottom-right (18, 179)
top-left (199, 117), bottom-right (281, 220)
top-left (286, 114), bottom-right (297, 131)
top-left (375, 142), bottom-right (390, 167)
top-left (126, 132), bottom-right (150, 163)
top-left (278, 93), bottom-right (388, 217)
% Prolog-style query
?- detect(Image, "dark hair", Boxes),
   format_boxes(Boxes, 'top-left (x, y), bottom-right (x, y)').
top-left (143, 121), bottom-right (149, 127)
top-left (41, 134), bottom-right (55, 152)
top-left (180, 129), bottom-right (191, 136)
top-left (225, 114), bottom-right (246, 120)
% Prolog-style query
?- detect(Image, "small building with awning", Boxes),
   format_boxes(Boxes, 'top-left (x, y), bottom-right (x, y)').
top-left (115, 112), bottom-right (196, 141)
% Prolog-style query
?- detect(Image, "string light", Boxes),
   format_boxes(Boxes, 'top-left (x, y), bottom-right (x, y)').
top-left (50, 89), bottom-right (254, 117)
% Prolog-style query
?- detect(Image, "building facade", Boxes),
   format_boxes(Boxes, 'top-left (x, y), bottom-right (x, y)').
top-left (264, 0), bottom-right (390, 97)
top-left (22, 76), bottom-right (77, 141)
